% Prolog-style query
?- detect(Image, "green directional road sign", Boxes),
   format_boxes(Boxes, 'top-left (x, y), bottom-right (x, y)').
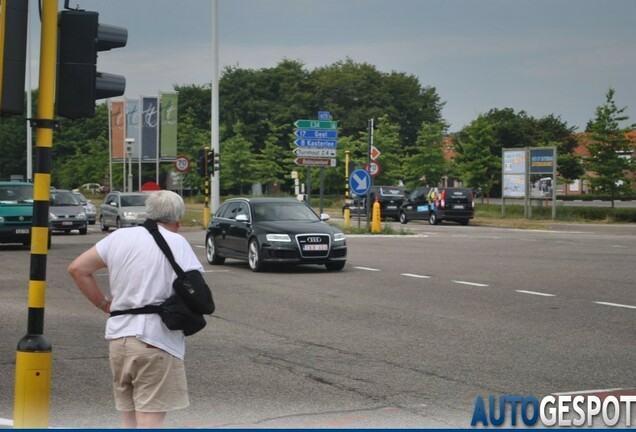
top-left (294, 119), bottom-right (337, 129)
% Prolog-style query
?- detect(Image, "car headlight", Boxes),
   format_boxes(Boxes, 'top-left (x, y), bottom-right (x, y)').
top-left (0, 216), bottom-right (4, 223)
top-left (266, 233), bottom-right (292, 242)
top-left (333, 232), bottom-right (346, 242)
top-left (78, 211), bottom-right (86, 220)
top-left (49, 212), bottom-right (57, 221)
top-left (123, 211), bottom-right (138, 219)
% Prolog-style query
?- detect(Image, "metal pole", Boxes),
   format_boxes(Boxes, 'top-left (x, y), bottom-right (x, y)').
top-left (14, 0), bottom-right (55, 426)
top-left (211, 0), bottom-right (220, 213)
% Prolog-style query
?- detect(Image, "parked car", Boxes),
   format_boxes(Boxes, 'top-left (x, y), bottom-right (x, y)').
top-left (49, 189), bottom-right (87, 235)
top-left (0, 181), bottom-right (35, 246)
top-left (205, 197), bottom-right (347, 272)
top-left (72, 191), bottom-right (97, 225)
top-left (427, 187), bottom-right (475, 225)
top-left (398, 187), bottom-right (431, 224)
top-left (343, 185), bottom-right (406, 221)
top-left (100, 192), bottom-right (148, 231)
top-left (79, 183), bottom-right (104, 194)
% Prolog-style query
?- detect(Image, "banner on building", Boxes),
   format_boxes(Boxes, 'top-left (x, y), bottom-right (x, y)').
top-left (160, 92), bottom-right (178, 159)
top-left (141, 97), bottom-right (159, 161)
top-left (126, 97), bottom-right (141, 161)
top-left (110, 100), bottom-right (125, 160)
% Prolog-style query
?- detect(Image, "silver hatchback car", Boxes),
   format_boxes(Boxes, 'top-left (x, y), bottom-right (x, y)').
top-left (100, 192), bottom-right (148, 231)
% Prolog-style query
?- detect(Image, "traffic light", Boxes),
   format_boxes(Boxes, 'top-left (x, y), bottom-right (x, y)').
top-left (0, 0), bottom-right (28, 116)
top-left (206, 149), bottom-right (214, 175)
top-left (56, 9), bottom-right (127, 119)
top-left (197, 149), bottom-right (206, 176)
top-left (213, 151), bottom-right (220, 173)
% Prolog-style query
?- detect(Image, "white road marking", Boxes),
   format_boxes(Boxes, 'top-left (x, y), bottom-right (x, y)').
top-left (0, 418), bottom-right (13, 427)
top-left (594, 301), bottom-right (636, 310)
top-left (204, 269), bottom-right (229, 273)
top-left (355, 266), bottom-right (381, 272)
top-left (515, 290), bottom-right (556, 297)
top-left (553, 388), bottom-right (624, 396)
top-left (452, 280), bottom-right (489, 287)
top-left (401, 273), bottom-right (431, 279)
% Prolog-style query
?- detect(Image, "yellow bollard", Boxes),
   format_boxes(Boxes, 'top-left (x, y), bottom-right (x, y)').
top-left (371, 197), bottom-right (381, 233)
top-left (343, 207), bottom-right (350, 228)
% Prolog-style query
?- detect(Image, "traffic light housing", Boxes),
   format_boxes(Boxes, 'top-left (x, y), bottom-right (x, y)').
top-left (213, 151), bottom-right (220, 173)
top-left (0, 0), bottom-right (29, 116)
top-left (197, 149), bottom-right (206, 176)
top-left (206, 149), bottom-right (214, 175)
top-left (56, 9), bottom-right (127, 119)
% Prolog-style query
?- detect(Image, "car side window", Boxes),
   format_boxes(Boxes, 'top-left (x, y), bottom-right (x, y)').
top-left (215, 203), bottom-right (230, 218)
top-left (236, 203), bottom-right (250, 221)
top-left (222, 202), bottom-right (241, 220)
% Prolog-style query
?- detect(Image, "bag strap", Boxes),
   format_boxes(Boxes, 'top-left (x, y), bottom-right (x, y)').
top-left (110, 305), bottom-right (163, 317)
top-left (142, 219), bottom-right (185, 278)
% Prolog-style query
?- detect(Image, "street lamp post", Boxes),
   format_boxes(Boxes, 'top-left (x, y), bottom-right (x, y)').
top-left (125, 138), bottom-right (134, 192)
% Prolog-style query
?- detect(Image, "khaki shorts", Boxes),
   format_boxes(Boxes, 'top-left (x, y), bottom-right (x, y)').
top-left (109, 336), bottom-right (189, 412)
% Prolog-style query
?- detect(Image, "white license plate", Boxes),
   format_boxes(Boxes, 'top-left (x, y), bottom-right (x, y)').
top-left (453, 204), bottom-right (464, 209)
top-left (387, 205), bottom-right (397, 210)
top-left (16, 228), bottom-right (29, 234)
top-left (62, 221), bottom-right (73, 226)
top-left (303, 244), bottom-right (328, 251)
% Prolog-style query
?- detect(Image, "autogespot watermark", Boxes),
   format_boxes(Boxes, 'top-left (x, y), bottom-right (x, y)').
top-left (471, 394), bottom-right (636, 427)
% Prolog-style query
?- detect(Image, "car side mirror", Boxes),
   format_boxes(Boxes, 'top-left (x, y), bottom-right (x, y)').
top-left (110, 201), bottom-right (118, 207)
top-left (320, 213), bottom-right (330, 221)
top-left (236, 214), bottom-right (249, 222)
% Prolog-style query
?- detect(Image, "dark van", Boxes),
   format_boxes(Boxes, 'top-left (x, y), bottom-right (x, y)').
top-left (398, 187), bottom-right (431, 224)
top-left (369, 185), bottom-right (405, 221)
top-left (428, 187), bottom-right (474, 225)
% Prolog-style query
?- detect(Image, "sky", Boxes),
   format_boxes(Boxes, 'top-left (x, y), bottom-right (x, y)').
top-left (27, 0), bottom-right (636, 132)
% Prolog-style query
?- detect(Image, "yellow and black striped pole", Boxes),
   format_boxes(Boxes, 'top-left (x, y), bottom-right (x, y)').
top-left (13, 0), bottom-right (57, 427)
top-left (203, 147), bottom-right (210, 227)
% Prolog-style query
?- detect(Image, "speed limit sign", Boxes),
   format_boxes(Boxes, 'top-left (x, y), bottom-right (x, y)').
top-left (174, 156), bottom-right (190, 173)
top-left (366, 160), bottom-right (381, 177)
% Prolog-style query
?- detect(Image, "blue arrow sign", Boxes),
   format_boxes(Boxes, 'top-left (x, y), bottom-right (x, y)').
top-left (294, 129), bottom-right (338, 139)
top-left (349, 169), bottom-right (371, 195)
top-left (294, 138), bottom-right (337, 148)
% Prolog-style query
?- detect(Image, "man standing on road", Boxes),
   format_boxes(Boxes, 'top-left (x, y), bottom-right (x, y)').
top-left (68, 190), bottom-right (203, 428)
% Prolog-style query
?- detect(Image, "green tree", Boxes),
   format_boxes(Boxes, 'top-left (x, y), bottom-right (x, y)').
top-left (219, 122), bottom-right (255, 194)
top-left (454, 116), bottom-right (501, 198)
top-left (403, 121), bottom-right (448, 189)
top-left (584, 88), bottom-right (634, 207)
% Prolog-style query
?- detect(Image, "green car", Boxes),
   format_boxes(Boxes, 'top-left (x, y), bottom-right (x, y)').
top-left (0, 181), bottom-right (52, 248)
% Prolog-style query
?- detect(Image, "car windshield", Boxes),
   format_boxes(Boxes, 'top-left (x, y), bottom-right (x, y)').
top-left (0, 185), bottom-right (33, 203)
top-left (51, 191), bottom-right (79, 206)
top-left (253, 202), bottom-right (320, 222)
top-left (379, 187), bottom-right (404, 197)
top-left (121, 195), bottom-right (147, 207)
top-left (73, 192), bottom-right (87, 204)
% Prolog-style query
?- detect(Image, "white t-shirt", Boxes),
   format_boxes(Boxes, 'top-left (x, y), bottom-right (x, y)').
top-left (95, 225), bottom-right (204, 359)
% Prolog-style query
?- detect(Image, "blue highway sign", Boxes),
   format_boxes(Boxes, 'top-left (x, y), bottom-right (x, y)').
top-left (349, 169), bottom-right (371, 195)
top-left (294, 138), bottom-right (337, 148)
top-left (294, 129), bottom-right (338, 139)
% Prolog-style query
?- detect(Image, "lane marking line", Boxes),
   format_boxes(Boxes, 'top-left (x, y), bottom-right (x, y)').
top-left (355, 266), bottom-right (380, 271)
top-left (401, 273), bottom-right (431, 279)
top-left (553, 388), bottom-right (624, 396)
top-left (452, 280), bottom-right (489, 287)
top-left (516, 290), bottom-right (556, 297)
top-left (594, 301), bottom-right (636, 310)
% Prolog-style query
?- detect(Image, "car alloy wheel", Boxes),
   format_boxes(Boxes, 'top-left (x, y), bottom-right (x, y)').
top-left (206, 235), bottom-right (225, 265)
top-left (399, 211), bottom-right (407, 224)
top-left (429, 212), bottom-right (438, 225)
top-left (248, 238), bottom-right (264, 272)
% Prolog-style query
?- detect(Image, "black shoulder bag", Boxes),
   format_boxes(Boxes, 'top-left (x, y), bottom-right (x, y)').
top-left (110, 219), bottom-right (215, 336)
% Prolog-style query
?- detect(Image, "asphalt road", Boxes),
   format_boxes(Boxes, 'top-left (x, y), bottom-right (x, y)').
top-left (0, 222), bottom-right (634, 428)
